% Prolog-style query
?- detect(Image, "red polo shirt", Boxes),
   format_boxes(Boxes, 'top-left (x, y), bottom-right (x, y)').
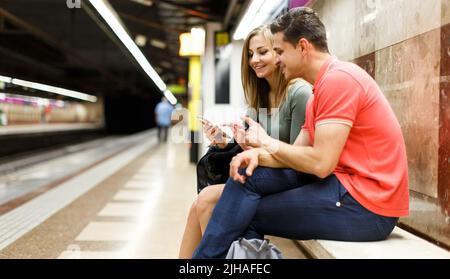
top-left (302, 58), bottom-right (409, 217)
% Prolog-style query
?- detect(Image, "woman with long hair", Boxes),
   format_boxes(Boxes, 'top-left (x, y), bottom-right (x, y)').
top-left (179, 25), bottom-right (312, 258)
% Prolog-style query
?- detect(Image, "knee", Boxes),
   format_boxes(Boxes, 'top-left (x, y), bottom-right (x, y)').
top-left (237, 167), bottom-right (265, 193)
top-left (196, 187), bottom-right (221, 216)
top-left (189, 200), bottom-right (198, 214)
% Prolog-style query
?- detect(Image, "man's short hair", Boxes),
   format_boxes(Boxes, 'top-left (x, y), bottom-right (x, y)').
top-left (270, 7), bottom-right (329, 53)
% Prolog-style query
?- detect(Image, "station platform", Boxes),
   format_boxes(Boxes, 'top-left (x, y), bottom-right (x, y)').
top-left (0, 129), bottom-right (305, 259)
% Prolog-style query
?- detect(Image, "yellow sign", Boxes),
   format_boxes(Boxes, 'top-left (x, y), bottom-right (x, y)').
top-left (167, 84), bottom-right (186, 95)
top-left (179, 28), bottom-right (205, 56)
top-left (188, 57), bottom-right (201, 131)
top-left (215, 32), bottom-right (229, 47)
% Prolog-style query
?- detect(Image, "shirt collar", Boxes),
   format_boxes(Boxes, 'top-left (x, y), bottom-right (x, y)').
top-left (312, 56), bottom-right (336, 94)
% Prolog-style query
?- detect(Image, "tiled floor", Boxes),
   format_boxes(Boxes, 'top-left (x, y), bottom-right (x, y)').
top-left (0, 132), bottom-right (307, 259)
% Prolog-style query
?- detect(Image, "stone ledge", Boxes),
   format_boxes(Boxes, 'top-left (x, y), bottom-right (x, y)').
top-left (297, 227), bottom-right (450, 259)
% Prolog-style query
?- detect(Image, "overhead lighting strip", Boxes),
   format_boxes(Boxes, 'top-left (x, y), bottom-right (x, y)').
top-left (233, 0), bottom-right (285, 41)
top-left (11, 78), bottom-right (98, 102)
top-left (163, 89), bottom-right (177, 105)
top-left (89, 0), bottom-right (177, 105)
top-left (0, 75), bottom-right (12, 84)
top-left (0, 75), bottom-right (97, 102)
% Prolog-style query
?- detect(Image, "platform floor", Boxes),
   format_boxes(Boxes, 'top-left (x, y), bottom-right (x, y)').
top-left (0, 131), bottom-right (306, 259)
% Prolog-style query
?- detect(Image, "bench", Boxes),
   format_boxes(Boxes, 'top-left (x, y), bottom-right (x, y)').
top-left (296, 227), bottom-right (450, 259)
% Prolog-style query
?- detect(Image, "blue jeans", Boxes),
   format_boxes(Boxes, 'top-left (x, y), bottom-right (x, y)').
top-left (192, 167), bottom-right (398, 259)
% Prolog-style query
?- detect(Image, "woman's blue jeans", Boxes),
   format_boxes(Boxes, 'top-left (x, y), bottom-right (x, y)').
top-left (192, 167), bottom-right (398, 259)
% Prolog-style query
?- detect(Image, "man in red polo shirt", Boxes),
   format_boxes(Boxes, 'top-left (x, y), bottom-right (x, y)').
top-left (193, 7), bottom-right (408, 259)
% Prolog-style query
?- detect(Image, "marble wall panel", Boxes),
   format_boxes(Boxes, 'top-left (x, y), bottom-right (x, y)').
top-left (438, 23), bottom-right (450, 213)
top-left (311, 0), bottom-right (357, 61)
top-left (352, 52), bottom-right (375, 79)
top-left (442, 0), bottom-right (450, 26)
top-left (375, 29), bottom-right (441, 198)
top-left (374, 0), bottom-right (441, 52)
top-left (354, 0), bottom-right (377, 57)
top-left (312, 0), bottom-right (441, 61)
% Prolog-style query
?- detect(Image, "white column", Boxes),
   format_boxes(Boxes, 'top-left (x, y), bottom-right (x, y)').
top-left (229, 39), bottom-right (246, 109)
top-left (202, 22), bottom-right (222, 115)
top-left (200, 22), bottom-right (222, 155)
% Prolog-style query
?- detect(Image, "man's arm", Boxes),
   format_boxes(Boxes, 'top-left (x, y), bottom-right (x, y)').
top-left (260, 123), bottom-right (350, 178)
top-left (258, 129), bottom-right (310, 168)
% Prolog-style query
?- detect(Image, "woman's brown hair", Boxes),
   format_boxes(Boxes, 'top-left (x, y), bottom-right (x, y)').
top-left (241, 25), bottom-right (289, 112)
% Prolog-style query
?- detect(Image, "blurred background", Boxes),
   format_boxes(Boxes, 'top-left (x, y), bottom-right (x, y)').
top-left (0, 0), bottom-right (449, 259)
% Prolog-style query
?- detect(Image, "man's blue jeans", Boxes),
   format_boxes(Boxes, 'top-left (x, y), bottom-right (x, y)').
top-left (192, 167), bottom-right (398, 259)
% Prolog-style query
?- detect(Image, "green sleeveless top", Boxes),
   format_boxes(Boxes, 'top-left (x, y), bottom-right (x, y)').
top-left (250, 79), bottom-right (312, 144)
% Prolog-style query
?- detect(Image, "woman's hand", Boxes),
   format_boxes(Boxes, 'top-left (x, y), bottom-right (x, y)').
top-left (202, 119), bottom-right (229, 149)
top-left (229, 148), bottom-right (261, 184)
top-left (229, 121), bottom-right (252, 151)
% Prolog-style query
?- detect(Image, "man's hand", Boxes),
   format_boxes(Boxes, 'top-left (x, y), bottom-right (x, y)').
top-left (229, 148), bottom-right (261, 184)
top-left (241, 117), bottom-right (271, 148)
top-left (228, 121), bottom-right (252, 150)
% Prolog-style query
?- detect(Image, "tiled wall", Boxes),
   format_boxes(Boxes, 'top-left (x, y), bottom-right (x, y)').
top-left (308, 0), bottom-right (450, 248)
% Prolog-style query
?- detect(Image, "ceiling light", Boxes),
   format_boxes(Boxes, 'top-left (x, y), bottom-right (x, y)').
top-left (233, 0), bottom-right (285, 40)
top-left (160, 61), bottom-right (172, 68)
top-left (11, 78), bottom-right (98, 102)
top-left (0, 75), bottom-right (12, 84)
top-left (179, 27), bottom-right (205, 56)
top-left (129, 0), bottom-right (153, 6)
top-left (2, 75), bottom-right (96, 102)
top-left (150, 39), bottom-right (166, 49)
top-left (135, 34), bottom-right (147, 47)
top-left (89, 0), bottom-right (177, 104)
top-left (163, 90), bottom-right (177, 105)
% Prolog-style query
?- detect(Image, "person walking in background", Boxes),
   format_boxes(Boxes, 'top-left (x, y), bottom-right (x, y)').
top-left (154, 97), bottom-right (174, 142)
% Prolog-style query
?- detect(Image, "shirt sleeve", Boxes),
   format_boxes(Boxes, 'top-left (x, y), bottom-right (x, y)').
top-left (301, 96), bottom-right (313, 131)
top-left (288, 81), bottom-right (312, 144)
top-left (314, 70), bottom-right (362, 127)
top-left (245, 107), bottom-right (258, 122)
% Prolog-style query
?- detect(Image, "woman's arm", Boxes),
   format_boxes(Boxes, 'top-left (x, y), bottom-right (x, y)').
top-left (288, 82), bottom-right (312, 144)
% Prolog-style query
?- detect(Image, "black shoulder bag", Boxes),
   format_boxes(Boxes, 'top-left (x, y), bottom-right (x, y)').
top-left (196, 142), bottom-right (243, 193)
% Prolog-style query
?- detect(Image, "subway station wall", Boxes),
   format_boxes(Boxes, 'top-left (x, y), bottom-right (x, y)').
top-left (0, 99), bottom-right (103, 125)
